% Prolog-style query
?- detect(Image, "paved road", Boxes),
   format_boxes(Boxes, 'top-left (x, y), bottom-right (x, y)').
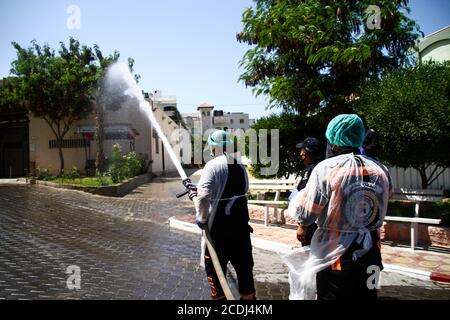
top-left (0, 180), bottom-right (449, 300)
top-left (0, 184), bottom-right (209, 300)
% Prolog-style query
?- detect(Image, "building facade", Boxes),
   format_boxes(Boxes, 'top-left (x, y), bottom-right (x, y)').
top-left (182, 103), bottom-right (252, 137)
top-left (0, 87), bottom-right (181, 178)
top-left (417, 26), bottom-right (450, 63)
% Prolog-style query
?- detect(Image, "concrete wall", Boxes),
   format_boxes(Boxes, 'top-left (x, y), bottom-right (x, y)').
top-left (148, 107), bottom-right (180, 175)
top-left (381, 221), bottom-right (450, 248)
top-left (421, 39), bottom-right (450, 63)
top-left (418, 26), bottom-right (450, 63)
top-left (199, 107), bottom-right (213, 134)
top-left (228, 112), bottom-right (249, 132)
top-left (29, 116), bottom-right (87, 174)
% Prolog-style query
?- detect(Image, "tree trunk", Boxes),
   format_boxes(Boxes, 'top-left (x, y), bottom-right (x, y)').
top-left (58, 138), bottom-right (65, 174)
top-left (417, 167), bottom-right (429, 189)
top-left (95, 106), bottom-right (106, 173)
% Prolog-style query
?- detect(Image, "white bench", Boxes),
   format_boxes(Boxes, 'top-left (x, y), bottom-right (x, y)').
top-left (386, 188), bottom-right (444, 250)
top-left (248, 179), bottom-right (296, 226)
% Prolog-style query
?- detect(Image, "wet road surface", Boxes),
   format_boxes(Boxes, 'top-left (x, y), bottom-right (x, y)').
top-left (0, 180), bottom-right (449, 300)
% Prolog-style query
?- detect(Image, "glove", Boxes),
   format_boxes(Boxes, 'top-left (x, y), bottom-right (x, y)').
top-left (195, 218), bottom-right (207, 230)
top-left (182, 179), bottom-right (197, 201)
top-left (183, 178), bottom-right (194, 189)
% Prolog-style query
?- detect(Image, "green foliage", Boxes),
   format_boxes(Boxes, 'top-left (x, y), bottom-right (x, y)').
top-left (95, 169), bottom-right (111, 186)
top-left (249, 111), bottom-right (327, 179)
top-left (237, 0), bottom-right (422, 115)
top-left (51, 176), bottom-right (114, 187)
top-left (1, 38), bottom-right (100, 172)
top-left (170, 109), bottom-right (187, 129)
top-left (35, 167), bottom-right (55, 181)
top-left (124, 152), bottom-right (145, 177)
top-left (8, 38), bottom-right (98, 122)
top-left (108, 144), bottom-right (127, 183)
top-left (107, 144), bottom-right (145, 183)
top-left (356, 61), bottom-right (450, 188)
top-left (0, 38), bottom-right (140, 174)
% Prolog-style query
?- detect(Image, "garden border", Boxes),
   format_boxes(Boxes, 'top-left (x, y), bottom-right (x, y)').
top-left (19, 173), bottom-right (152, 197)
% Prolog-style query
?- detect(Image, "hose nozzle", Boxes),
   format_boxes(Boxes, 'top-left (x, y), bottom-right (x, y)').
top-left (176, 178), bottom-right (195, 198)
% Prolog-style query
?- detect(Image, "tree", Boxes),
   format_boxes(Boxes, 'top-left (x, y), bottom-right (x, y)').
top-left (237, 0), bottom-right (422, 115)
top-left (249, 112), bottom-right (327, 178)
top-left (0, 38), bottom-right (140, 174)
top-left (356, 61), bottom-right (450, 189)
top-left (170, 109), bottom-right (187, 129)
top-left (4, 38), bottom-right (98, 173)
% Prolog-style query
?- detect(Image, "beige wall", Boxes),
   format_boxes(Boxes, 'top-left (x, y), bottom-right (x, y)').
top-left (29, 116), bottom-right (88, 175)
top-left (150, 107), bottom-right (181, 175)
top-left (421, 39), bottom-right (450, 63)
top-left (29, 100), bottom-right (180, 176)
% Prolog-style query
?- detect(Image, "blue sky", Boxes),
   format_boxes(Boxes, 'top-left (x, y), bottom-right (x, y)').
top-left (0, 0), bottom-right (449, 119)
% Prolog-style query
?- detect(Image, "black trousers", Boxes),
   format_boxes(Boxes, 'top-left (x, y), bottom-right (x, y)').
top-left (204, 231), bottom-right (255, 299)
top-left (316, 231), bottom-right (382, 300)
top-left (316, 266), bottom-right (378, 300)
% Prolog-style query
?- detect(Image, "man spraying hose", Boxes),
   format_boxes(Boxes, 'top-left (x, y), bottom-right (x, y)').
top-left (184, 130), bottom-right (256, 300)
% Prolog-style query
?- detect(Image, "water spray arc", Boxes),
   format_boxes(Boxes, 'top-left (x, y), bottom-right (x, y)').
top-left (102, 62), bottom-right (235, 300)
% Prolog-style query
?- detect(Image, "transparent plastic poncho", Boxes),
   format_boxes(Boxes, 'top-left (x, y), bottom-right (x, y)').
top-left (285, 153), bottom-right (392, 300)
top-left (194, 153), bottom-right (229, 266)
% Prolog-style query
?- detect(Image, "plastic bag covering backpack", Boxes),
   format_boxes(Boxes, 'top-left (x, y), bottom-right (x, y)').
top-left (283, 153), bottom-right (392, 300)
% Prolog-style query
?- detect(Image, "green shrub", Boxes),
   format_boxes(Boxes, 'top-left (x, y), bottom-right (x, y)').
top-left (36, 167), bottom-right (55, 181)
top-left (95, 169), bottom-right (111, 186)
top-left (107, 144), bottom-right (146, 183)
top-left (68, 166), bottom-right (81, 180)
top-left (124, 152), bottom-right (145, 177)
top-left (107, 144), bottom-right (127, 183)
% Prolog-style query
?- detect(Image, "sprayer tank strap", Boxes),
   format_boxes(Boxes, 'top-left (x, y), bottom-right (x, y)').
top-left (211, 194), bottom-right (247, 216)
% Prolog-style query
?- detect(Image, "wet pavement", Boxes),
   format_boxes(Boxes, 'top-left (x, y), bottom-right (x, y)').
top-left (0, 184), bottom-right (209, 300)
top-left (0, 177), bottom-right (449, 300)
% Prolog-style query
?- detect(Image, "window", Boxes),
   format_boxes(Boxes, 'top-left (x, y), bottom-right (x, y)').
top-left (49, 139), bottom-right (89, 149)
top-left (207, 111), bottom-right (210, 116)
top-left (230, 119), bottom-right (234, 124)
top-left (164, 106), bottom-right (176, 112)
top-left (240, 119), bottom-right (245, 124)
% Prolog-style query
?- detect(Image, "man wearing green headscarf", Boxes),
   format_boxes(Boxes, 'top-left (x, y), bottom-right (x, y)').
top-left (189, 130), bottom-right (256, 300)
top-left (286, 114), bottom-right (392, 300)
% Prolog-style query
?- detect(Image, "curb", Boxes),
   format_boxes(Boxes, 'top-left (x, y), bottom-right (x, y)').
top-left (383, 264), bottom-right (450, 283)
top-left (168, 217), bottom-right (292, 255)
top-left (169, 217), bottom-right (450, 284)
top-left (168, 217), bottom-right (201, 235)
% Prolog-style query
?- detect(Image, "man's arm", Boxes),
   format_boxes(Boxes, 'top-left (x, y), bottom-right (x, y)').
top-left (288, 169), bottom-right (329, 226)
top-left (193, 163), bottom-right (214, 224)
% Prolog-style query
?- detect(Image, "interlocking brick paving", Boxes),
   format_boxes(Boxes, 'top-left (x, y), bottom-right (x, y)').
top-left (1, 180), bottom-right (449, 300)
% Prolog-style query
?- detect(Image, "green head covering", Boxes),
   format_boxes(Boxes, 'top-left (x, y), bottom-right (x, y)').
top-left (325, 114), bottom-right (365, 148)
top-left (207, 130), bottom-right (233, 148)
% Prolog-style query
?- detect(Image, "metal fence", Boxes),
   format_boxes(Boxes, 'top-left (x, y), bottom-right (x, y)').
top-left (388, 165), bottom-right (450, 190)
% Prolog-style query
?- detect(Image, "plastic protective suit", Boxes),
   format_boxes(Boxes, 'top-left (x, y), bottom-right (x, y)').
top-left (194, 152), bottom-right (255, 300)
top-left (284, 152), bottom-right (392, 300)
